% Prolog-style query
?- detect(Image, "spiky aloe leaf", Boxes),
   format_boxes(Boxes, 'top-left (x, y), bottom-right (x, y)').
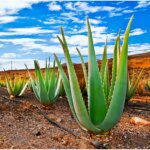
top-left (76, 48), bottom-right (88, 90)
top-left (4, 72), bottom-right (13, 95)
top-left (117, 30), bottom-right (121, 69)
top-left (99, 15), bottom-right (134, 130)
top-left (34, 60), bottom-right (49, 104)
top-left (45, 59), bottom-right (51, 92)
top-left (48, 68), bottom-right (57, 102)
top-left (19, 80), bottom-right (29, 96)
top-left (103, 61), bottom-right (110, 103)
top-left (54, 74), bottom-right (62, 99)
top-left (108, 35), bottom-right (120, 103)
top-left (87, 18), bottom-right (107, 125)
top-left (25, 64), bottom-right (40, 100)
top-left (56, 28), bottom-right (102, 133)
top-left (101, 40), bottom-right (107, 82)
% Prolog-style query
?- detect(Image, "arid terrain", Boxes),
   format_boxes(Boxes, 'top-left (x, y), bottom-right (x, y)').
top-left (0, 87), bottom-right (149, 149)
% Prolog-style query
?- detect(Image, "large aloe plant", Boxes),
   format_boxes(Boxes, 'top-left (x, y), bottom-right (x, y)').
top-left (4, 72), bottom-right (29, 98)
top-left (54, 16), bottom-right (133, 133)
top-left (26, 60), bottom-right (61, 105)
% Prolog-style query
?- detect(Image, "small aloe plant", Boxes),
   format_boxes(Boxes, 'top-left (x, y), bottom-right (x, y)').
top-left (26, 60), bottom-right (61, 105)
top-left (54, 16), bottom-right (133, 133)
top-left (126, 70), bottom-right (143, 102)
top-left (4, 72), bottom-right (29, 98)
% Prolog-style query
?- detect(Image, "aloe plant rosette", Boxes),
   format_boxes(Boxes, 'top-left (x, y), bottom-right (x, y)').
top-left (54, 16), bottom-right (133, 133)
top-left (4, 73), bottom-right (29, 98)
top-left (26, 60), bottom-right (61, 105)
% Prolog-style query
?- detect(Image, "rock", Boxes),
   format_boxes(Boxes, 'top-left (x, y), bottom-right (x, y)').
top-left (91, 140), bottom-right (110, 149)
top-left (56, 118), bottom-right (62, 123)
top-left (33, 130), bottom-right (41, 136)
top-left (130, 117), bottom-right (150, 126)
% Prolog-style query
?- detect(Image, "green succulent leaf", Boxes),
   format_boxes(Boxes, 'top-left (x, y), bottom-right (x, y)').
top-left (99, 15), bottom-right (134, 130)
top-left (87, 17), bottom-right (107, 125)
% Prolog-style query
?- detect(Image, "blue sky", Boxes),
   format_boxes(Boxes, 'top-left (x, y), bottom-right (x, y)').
top-left (0, 0), bottom-right (150, 70)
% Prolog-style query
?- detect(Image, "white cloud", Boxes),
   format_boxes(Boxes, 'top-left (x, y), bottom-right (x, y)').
top-left (0, 44), bottom-right (4, 48)
top-left (51, 30), bottom-right (115, 48)
top-left (77, 25), bottom-right (107, 34)
top-left (0, 16), bottom-right (18, 24)
top-left (43, 18), bottom-right (64, 25)
top-left (130, 28), bottom-right (147, 36)
top-left (135, 1), bottom-right (150, 9)
top-left (48, 2), bottom-right (61, 11)
top-left (89, 19), bottom-right (101, 25)
top-left (0, 38), bottom-right (63, 54)
top-left (0, 53), bottom-right (17, 58)
top-left (0, 27), bottom-right (54, 36)
top-left (128, 43), bottom-right (150, 54)
top-left (0, 38), bottom-right (45, 51)
top-left (109, 12), bottom-right (122, 17)
top-left (64, 2), bottom-right (116, 14)
top-left (0, 0), bottom-right (51, 16)
top-left (61, 12), bottom-right (84, 24)
top-left (122, 10), bottom-right (135, 14)
top-left (65, 2), bottom-right (75, 11)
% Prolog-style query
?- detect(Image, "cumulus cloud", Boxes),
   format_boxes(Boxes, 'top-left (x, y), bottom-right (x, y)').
top-left (0, 0), bottom-right (51, 16)
top-left (0, 16), bottom-right (18, 24)
top-left (0, 27), bottom-right (55, 36)
top-left (48, 2), bottom-right (61, 11)
top-left (0, 53), bottom-right (17, 58)
top-left (135, 1), bottom-right (150, 9)
top-left (130, 28), bottom-right (147, 36)
top-left (0, 44), bottom-right (4, 48)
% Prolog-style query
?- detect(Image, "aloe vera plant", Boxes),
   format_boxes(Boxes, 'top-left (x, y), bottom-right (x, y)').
top-left (54, 16), bottom-right (133, 133)
top-left (126, 70), bottom-right (143, 102)
top-left (4, 73), bottom-right (29, 98)
top-left (26, 60), bottom-right (61, 105)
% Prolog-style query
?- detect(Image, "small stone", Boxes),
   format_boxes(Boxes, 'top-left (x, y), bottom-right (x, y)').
top-left (33, 130), bottom-right (41, 136)
top-left (91, 141), bottom-right (103, 149)
top-left (130, 117), bottom-right (150, 126)
top-left (92, 141), bottom-right (110, 149)
top-left (56, 118), bottom-right (62, 123)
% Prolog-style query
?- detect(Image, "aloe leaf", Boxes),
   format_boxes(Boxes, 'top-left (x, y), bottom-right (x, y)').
top-left (76, 48), bottom-right (88, 89)
top-left (99, 15), bottom-right (134, 130)
top-left (101, 40), bottom-right (107, 82)
top-left (54, 74), bottom-right (62, 99)
top-left (117, 30), bottom-right (121, 69)
top-left (103, 61), bottom-right (110, 103)
top-left (48, 68), bottom-right (56, 101)
top-left (25, 64), bottom-right (40, 100)
top-left (45, 60), bottom-right (50, 92)
top-left (4, 72), bottom-right (13, 95)
top-left (87, 17), bottom-right (107, 125)
top-left (108, 35), bottom-right (119, 103)
top-left (19, 80), bottom-right (29, 96)
top-left (34, 60), bottom-right (49, 104)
